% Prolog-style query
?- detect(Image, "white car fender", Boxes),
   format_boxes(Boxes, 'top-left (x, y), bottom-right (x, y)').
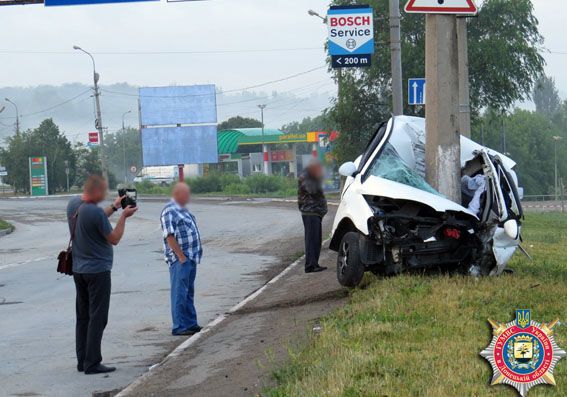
top-left (490, 224), bottom-right (521, 275)
top-left (332, 175), bottom-right (374, 237)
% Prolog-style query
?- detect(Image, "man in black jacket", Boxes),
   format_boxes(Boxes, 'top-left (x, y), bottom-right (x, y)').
top-left (298, 159), bottom-right (328, 273)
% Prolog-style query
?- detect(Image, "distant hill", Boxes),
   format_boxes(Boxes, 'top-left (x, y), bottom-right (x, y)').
top-left (0, 83), bottom-right (333, 145)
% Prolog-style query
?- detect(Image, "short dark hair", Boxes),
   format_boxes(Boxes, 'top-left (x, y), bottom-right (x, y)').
top-left (84, 175), bottom-right (107, 194)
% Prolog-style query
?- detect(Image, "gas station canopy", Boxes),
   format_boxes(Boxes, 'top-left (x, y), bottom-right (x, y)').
top-left (217, 128), bottom-right (326, 154)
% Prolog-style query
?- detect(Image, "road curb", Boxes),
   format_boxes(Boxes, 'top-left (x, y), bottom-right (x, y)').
top-left (116, 239), bottom-right (330, 397)
top-left (0, 227), bottom-right (14, 237)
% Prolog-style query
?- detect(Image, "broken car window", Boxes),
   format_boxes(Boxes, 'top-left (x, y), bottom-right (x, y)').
top-left (367, 143), bottom-right (441, 196)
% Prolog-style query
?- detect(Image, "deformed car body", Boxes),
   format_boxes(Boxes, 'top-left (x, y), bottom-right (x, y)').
top-left (330, 116), bottom-right (524, 287)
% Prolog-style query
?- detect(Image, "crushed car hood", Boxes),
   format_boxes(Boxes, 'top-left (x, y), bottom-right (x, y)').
top-left (360, 175), bottom-right (478, 218)
top-left (389, 116), bottom-right (517, 172)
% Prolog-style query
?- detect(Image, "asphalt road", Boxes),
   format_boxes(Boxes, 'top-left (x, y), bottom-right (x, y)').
top-left (0, 196), bottom-right (303, 397)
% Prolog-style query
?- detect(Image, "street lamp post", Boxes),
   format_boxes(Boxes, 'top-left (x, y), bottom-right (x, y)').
top-left (258, 104), bottom-right (269, 175)
top-left (5, 98), bottom-right (20, 133)
top-left (73, 45), bottom-right (108, 182)
top-left (122, 110), bottom-right (132, 183)
top-left (553, 136), bottom-right (562, 201)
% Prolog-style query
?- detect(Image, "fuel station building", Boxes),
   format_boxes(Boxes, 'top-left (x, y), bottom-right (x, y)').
top-left (214, 128), bottom-right (337, 177)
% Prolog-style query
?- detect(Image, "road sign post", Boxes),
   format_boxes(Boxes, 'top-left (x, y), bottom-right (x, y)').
top-left (404, 0), bottom-right (477, 204)
top-left (29, 157), bottom-right (48, 197)
top-left (0, 166), bottom-right (6, 196)
top-left (327, 5), bottom-right (374, 69)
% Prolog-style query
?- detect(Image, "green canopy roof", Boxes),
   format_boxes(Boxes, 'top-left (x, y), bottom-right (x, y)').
top-left (217, 128), bottom-right (283, 154)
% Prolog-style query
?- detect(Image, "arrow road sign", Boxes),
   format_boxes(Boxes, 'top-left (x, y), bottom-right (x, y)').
top-left (408, 78), bottom-right (426, 105)
top-left (405, 0), bottom-right (478, 15)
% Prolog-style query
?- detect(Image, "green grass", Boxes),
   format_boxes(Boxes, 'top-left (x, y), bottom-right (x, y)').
top-left (0, 219), bottom-right (14, 231)
top-left (266, 213), bottom-right (567, 397)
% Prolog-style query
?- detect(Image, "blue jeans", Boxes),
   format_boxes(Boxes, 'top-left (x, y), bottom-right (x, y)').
top-left (169, 259), bottom-right (198, 335)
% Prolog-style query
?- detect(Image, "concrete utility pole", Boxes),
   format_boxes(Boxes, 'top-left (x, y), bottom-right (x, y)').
top-left (425, 15), bottom-right (461, 203)
top-left (258, 104), bottom-right (269, 175)
top-left (5, 98), bottom-right (20, 133)
top-left (122, 110), bottom-right (131, 183)
top-left (389, 0), bottom-right (404, 115)
top-left (457, 17), bottom-right (471, 138)
top-left (553, 136), bottom-right (562, 201)
top-left (73, 45), bottom-right (108, 182)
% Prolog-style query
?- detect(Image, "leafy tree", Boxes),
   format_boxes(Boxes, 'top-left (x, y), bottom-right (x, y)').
top-left (533, 75), bottom-right (561, 118)
top-left (329, 0), bottom-right (545, 164)
top-left (472, 109), bottom-right (564, 195)
top-left (468, 0), bottom-right (544, 111)
top-left (73, 143), bottom-right (117, 189)
top-left (281, 115), bottom-right (331, 135)
top-left (218, 116), bottom-right (262, 131)
top-left (0, 119), bottom-right (75, 194)
top-left (0, 131), bottom-right (30, 193)
top-left (103, 127), bottom-right (142, 183)
top-left (74, 143), bottom-right (102, 189)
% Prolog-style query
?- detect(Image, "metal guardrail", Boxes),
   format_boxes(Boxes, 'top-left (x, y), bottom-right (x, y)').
top-left (521, 194), bottom-right (565, 202)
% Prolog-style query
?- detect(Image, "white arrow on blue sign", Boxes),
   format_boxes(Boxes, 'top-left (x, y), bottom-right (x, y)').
top-left (408, 78), bottom-right (426, 106)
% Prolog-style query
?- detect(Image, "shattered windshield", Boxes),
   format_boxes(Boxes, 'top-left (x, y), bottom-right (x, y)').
top-left (367, 143), bottom-right (441, 196)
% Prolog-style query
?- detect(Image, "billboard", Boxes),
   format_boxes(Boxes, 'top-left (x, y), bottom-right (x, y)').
top-left (139, 84), bottom-right (218, 167)
top-left (141, 126), bottom-right (218, 166)
top-left (29, 157), bottom-right (48, 196)
top-left (139, 85), bottom-right (217, 127)
top-left (45, 0), bottom-right (157, 6)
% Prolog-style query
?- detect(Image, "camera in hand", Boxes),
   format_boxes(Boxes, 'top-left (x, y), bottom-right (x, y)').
top-left (118, 188), bottom-right (137, 209)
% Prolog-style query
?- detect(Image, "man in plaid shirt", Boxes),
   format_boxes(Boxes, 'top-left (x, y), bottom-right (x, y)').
top-left (160, 183), bottom-right (203, 336)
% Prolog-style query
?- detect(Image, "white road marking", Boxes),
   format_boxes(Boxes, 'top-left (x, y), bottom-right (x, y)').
top-left (116, 238), bottom-right (331, 397)
top-left (0, 256), bottom-right (50, 271)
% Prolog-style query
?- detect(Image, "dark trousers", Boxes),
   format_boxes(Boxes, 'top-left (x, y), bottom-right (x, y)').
top-left (73, 271), bottom-right (111, 372)
top-left (302, 214), bottom-right (322, 270)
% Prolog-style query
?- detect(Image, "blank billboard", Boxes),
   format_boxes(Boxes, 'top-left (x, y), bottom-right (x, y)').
top-left (141, 126), bottom-right (218, 166)
top-left (139, 85), bottom-right (217, 126)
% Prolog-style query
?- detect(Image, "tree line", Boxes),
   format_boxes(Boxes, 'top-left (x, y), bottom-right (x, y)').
top-left (0, 119), bottom-right (142, 194)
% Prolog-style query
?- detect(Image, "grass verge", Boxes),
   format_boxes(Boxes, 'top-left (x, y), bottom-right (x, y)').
top-left (0, 219), bottom-right (14, 232)
top-left (266, 213), bottom-right (567, 397)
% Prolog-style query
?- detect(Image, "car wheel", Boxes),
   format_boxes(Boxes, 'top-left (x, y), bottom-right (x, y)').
top-left (337, 232), bottom-right (365, 288)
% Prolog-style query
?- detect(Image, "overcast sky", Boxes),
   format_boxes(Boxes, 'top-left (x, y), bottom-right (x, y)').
top-left (0, 0), bottom-right (565, 97)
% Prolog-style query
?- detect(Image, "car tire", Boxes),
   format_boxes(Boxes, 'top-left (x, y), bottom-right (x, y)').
top-left (337, 232), bottom-right (365, 288)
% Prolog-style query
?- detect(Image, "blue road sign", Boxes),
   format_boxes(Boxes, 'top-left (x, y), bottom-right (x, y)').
top-left (45, 0), bottom-right (156, 6)
top-left (327, 5), bottom-right (374, 69)
top-left (408, 78), bottom-right (426, 105)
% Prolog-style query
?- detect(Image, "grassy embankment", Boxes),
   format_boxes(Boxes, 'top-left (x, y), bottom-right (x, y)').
top-left (267, 213), bottom-right (567, 397)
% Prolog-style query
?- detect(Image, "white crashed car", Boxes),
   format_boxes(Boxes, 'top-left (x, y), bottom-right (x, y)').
top-left (331, 116), bottom-right (524, 287)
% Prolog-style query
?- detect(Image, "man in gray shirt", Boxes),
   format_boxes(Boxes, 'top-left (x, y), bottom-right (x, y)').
top-left (67, 175), bottom-right (137, 374)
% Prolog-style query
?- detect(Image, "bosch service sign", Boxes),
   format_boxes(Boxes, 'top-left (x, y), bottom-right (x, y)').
top-left (327, 5), bottom-right (374, 69)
